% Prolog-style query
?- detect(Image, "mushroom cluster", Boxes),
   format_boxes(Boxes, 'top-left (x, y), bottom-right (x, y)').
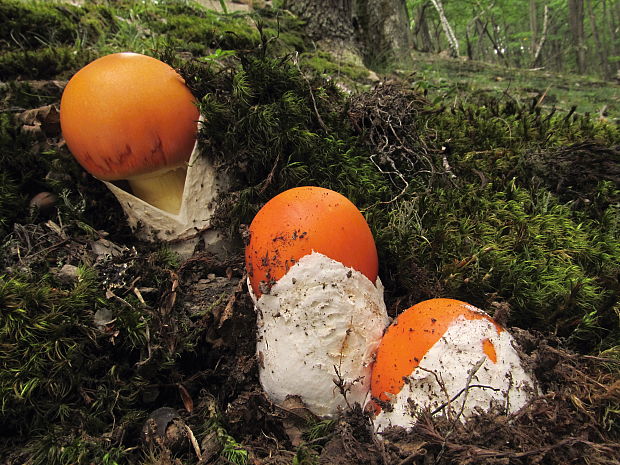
top-left (62, 53), bottom-right (538, 425)
top-left (245, 186), bottom-right (389, 417)
top-left (245, 189), bottom-right (537, 426)
top-left (60, 52), bottom-right (228, 255)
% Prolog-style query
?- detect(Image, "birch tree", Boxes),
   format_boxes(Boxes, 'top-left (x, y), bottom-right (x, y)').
top-left (429, 0), bottom-right (460, 56)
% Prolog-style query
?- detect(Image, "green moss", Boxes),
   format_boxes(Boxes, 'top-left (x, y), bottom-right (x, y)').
top-left (377, 181), bottom-right (619, 350)
top-left (0, 0), bottom-right (88, 48)
top-left (0, 0), bottom-right (308, 81)
top-left (411, 53), bottom-right (620, 119)
top-left (0, 0), bottom-right (118, 78)
top-left (0, 46), bottom-right (94, 80)
top-left (155, 13), bottom-right (260, 53)
top-left (2, 80), bottom-right (62, 109)
top-left (0, 171), bottom-right (22, 238)
top-left (0, 251), bottom-right (185, 463)
top-left (301, 50), bottom-right (370, 81)
top-left (185, 52), bottom-right (389, 233)
top-left (0, 114), bottom-right (48, 229)
top-left (172, 47), bottom-right (620, 349)
top-left (2, 274), bottom-right (101, 430)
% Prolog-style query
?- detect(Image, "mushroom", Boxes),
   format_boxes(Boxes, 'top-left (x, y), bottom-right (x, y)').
top-left (60, 52), bottom-right (198, 214)
top-left (60, 53), bottom-right (229, 254)
top-left (245, 186), bottom-right (389, 417)
top-left (370, 298), bottom-right (537, 430)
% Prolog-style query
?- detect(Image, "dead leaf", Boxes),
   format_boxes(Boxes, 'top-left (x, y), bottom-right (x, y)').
top-left (178, 383), bottom-right (194, 413)
top-left (217, 278), bottom-right (245, 328)
top-left (17, 104), bottom-right (61, 138)
top-left (278, 395), bottom-right (320, 447)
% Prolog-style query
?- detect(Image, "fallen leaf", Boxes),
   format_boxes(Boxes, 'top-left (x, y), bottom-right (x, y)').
top-left (178, 383), bottom-right (194, 413)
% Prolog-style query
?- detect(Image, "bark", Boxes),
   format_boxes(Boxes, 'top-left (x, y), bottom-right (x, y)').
top-left (284, 0), bottom-right (355, 43)
top-left (354, 0), bottom-right (412, 66)
top-left (567, 0), bottom-right (586, 73)
top-left (484, 16), bottom-right (506, 63)
top-left (529, 0), bottom-right (538, 54)
top-left (466, 1), bottom-right (495, 61)
top-left (284, 0), bottom-right (412, 67)
top-left (604, 0), bottom-right (620, 79)
top-left (476, 18), bottom-right (489, 61)
top-left (586, 0), bottom-right (609, 78)
top-left (413, 1), bottom-right (434, 53)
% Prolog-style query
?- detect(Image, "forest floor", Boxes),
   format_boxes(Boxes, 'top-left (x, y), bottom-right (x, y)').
top-left (0, 1), bottom-right (619, 465)
top-left (407, 52), bottom-right (620, 120)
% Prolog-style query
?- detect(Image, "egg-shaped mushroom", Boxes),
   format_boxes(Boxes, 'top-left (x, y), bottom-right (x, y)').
top-left (245, 186), bottom-right (389, 417)
top-left (60, 53), bottom-right (229, 254)
top-left (60, 52), bottom-right (199, 214)
top-left (370, 298), bottom-right (537, 430)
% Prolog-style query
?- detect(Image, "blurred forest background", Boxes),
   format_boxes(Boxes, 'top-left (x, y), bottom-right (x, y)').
top-left (273, 0), bottom-right (620, 79)
top-left (406, 0), bottom-right (620, 79)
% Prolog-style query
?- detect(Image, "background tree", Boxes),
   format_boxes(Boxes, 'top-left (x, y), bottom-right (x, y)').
top-left (284, 0), bottom-right (412, 67)
top-left (406, 0), bottom-right (619, 79)
top-left (568, 0), bottom-right (586, 73)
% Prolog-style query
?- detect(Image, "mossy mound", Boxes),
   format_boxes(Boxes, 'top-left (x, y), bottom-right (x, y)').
top-left (0, 0), bottom-right (306, 80)
top-left (179, 53), bottom-right (619, 352)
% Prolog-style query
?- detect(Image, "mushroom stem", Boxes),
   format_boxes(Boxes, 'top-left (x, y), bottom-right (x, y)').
top-left (128, 166), bottom-right (187, 214)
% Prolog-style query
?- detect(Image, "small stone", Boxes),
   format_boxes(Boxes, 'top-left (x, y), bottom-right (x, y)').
top-left (142, 407), bottom-right (186, 451)
top-left (29, 192), bottom-right (57, 215)
top-left (53, 264), bottom-right (79, 284)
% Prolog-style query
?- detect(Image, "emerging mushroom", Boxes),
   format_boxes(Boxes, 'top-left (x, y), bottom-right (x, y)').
top-left (60, 52), bottom-right (199, 214)
top-left (370, 298), bottom-right (537, 430)
top-left (60, 53), bottom-right (229, 254)
top-left (245, 186), bottom-right (389, 417)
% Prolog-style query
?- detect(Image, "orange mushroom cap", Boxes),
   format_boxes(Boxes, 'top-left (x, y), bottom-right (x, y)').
top-left (370, 298), bottom-right (504, 405)
top-left (60, 52), bottom-right (199, 181)
top-left (245, 186), bottom-right (378, 298)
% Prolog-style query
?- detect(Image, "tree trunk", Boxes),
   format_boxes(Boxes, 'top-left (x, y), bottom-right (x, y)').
top-left (604, 0), bottom-right (619, 79)
top-left (353, 0), bottom-right (412, 66)
top-left (283, 0), bottom-right (355, 44)
top-left (429, 0), bottom-right (459, 57)
top-left (611, 0), bottom-right (620, 59)
top-left (476, 18), bottom-right (488, 61)
top-left (586, 0), bottom-right (609, 78)
top-left (466, 1), bottom-right (495, 61)
top-left (413, 2), bottom-right (434, 53)
top-left (284, 0), bottom-right (411, 68)
top-left (530, 0), bottom-right (538, 54)
top-left (532, 4), bottom-right (548, 67)
top-left (568, 0), bottom-right (586, 73)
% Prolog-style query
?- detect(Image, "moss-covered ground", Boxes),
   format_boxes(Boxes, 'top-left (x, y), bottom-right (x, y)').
top-left (0, 1), bottom-right (618, 464)
top-left (407, 52), bottom-right (620, 120)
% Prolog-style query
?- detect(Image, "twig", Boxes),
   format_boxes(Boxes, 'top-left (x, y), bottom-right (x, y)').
top-left (183, 423), bottom-right (202, 460)
top-left (417, 366), bottom-right (453, 421)
top-left (431, 384), bottom-right (500, 416)
top-left (454, 357), bottom-right (486, 422)
top-left (438, 357), bottom-right (486, 463)
top-left (293, 53), bottom-right (328, 132)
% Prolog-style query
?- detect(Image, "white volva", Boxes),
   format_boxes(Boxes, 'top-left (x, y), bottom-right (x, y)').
top-left (251, 252), bottom-right (389, 417)
top-left (102, 130), bottom-right (230, 257)
top-left (374, 316), bottom-right (537, 431)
